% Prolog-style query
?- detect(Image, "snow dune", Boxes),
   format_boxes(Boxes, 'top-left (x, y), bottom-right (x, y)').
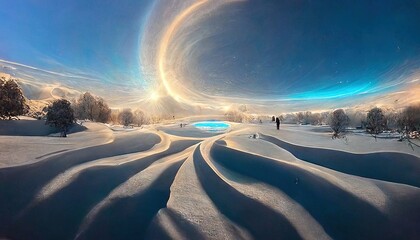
top-left (0, 122), bottom-right (419, 239)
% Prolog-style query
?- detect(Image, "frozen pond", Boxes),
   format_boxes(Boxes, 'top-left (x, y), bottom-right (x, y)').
top-left (192, 121), bottom-right (230, 132)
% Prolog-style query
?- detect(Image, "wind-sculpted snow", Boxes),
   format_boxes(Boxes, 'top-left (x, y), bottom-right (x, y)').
top-left (0, 126), bottom-right (419, 239)
top-left (259, 133), bottom-right (420, 188)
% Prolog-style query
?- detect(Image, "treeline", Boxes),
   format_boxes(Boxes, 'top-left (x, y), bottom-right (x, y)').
top-left (46, 94), bottom-right (149, 136)
top-left (71, 92), bottom-right (149, 127)
top-left (225, 103), bottom-right (419, 139)
top-left (286, 106), bottom-right (420, 138)
top-left (0, 78), bottom-right (150, 137)
top-left (72, 92), bottom-right (111, 123)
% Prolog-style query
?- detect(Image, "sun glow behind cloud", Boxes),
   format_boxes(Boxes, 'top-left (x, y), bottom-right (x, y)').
top-left (0, 0), bottom-right (419, 114)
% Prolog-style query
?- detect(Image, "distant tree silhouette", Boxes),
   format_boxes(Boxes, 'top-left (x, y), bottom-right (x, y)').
top-left (296, 112), bottom-right (304, 124)
top-left (302, 111), bottom-right (312, 125)
top-left (225, 110), bottom-right (247, 123)
top-left (95, 97), bottom-right (111, 123)
top-left (320, 111), bottom-right (331, 125)
top-left (46, 99), bottom-right (75, 137)
top-left (347, 110), bottom-right (367, 129)
top-left (329, 109), bottom-right (349, 138)
top-left (279, 115), bottom-right (284, 122)
top-left (281, 113), bottom-right (298, 124)
top-left (398, 104), bottom-right (420, 137)
top-left (0, 77), bottom-right (28, 120)
top-left (133, 109), bottom-right (148, 127)
top-left (119, 108), bottom-right (134, 127)
top-left (238, 104), bottom-right (247, 112)
top-left (384, 110), bottom-right (400, 131)
top-left (366, 107), bottom-right (387, 137)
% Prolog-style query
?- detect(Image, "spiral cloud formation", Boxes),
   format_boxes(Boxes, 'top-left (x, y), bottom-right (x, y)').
top-left (1, 0), bottom-right (419, 113)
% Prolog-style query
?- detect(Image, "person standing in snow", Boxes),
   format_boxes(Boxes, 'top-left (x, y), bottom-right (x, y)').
top-left (276, 117), bottom-right (280, 130)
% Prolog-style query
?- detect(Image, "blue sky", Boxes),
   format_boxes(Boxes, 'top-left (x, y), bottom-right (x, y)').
top-left (0, 0), bottom-right (153, 86)
top-left (183, 0), bottom-right (420, 98)
top-left (0, 0), bottom-right (419, 110)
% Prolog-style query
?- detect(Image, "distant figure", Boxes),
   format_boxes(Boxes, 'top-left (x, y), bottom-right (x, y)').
top-left (259, 119), bottom-right (262, 124)
top-left (180, 123), bottom-right (182, 128)
top-left (276, 117), bottom-right (280, 130)
top-left (272, 116), bottom-right (275, 122)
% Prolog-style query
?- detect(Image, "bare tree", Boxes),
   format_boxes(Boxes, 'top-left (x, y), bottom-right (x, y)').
top-left (296, 112), bottom-right (304, 124)
top-left (74, 92), bottom-right (96, 120)
top-left (398, 104), bottom-right (420, 138)
top-left (303, 111), bottom-right (312, 125)
top-left (279, 114), bottom-right (285, 122)
top-left (385, 110), bottom-right (400, 131)
top-left (329, 109), bottom-right (349, 138)
top-left (282, 113), bottom-right (298, 124)
top-left (96, 97), bottom-right (111, 123)
top-left (118, 108), bottom-right (134, 127)
top-left (73, 92), bottom-right (111, 123)
top-left (366, 107), bottom-right (387, 138)
top-left (225, 110), bottom-right (247, 123)
top-left (133, 109), bottom-right (148, 127)
top-left (347, 110), bottom-right (366, 129)
top-left (320, 111), bottom-right (331, 125)
top-left (309, 112), bottom-right (322, 125)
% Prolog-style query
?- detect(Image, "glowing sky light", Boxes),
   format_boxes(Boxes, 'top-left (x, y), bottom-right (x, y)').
top-left (0, 0), bottom-right (419, 113)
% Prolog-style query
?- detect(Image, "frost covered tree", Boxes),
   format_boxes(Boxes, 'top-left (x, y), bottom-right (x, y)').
top-left (398, 104), bottom-right (420, 136)
top-left (73, 92), bottom-right (111, 122)
top-left (119, 108), bottom-right (134, 127)
top-left (0, 77), bottom-right (28, 120)
top-left (225, 110), bottom-right (247, 123)
top-left (46, 99), bottom-right (75, 137)
top-left (366, 107), bottom-right (387, 136)
top-left (329, 109), bottom-right (349, 138)
top-left (347, 110), bottom-right (366, 128)
top-left (95, 97), bottom-right (111, 123)
top-left (133, 109), bottom-right (147, 127)
top-left (296, 112), bottom-right (304, 124)
top-left (385, 110), bottom-right (400, 131)
top-left (282, 113), bottom-right (298, 124)
top-left (74, 92), bottom-right (97, 120)
top-left (319, 111), bottom-right (331, 125)
top-left (302, 111), bottom-right (312, 125)
top-left (308, 112), bottom-right (322, 125)
top-left (238, 104), bottom-right (248, 112)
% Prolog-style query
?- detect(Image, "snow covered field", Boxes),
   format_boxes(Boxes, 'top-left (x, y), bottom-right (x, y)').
top-left (0, 119), bottom-right (419, 239)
